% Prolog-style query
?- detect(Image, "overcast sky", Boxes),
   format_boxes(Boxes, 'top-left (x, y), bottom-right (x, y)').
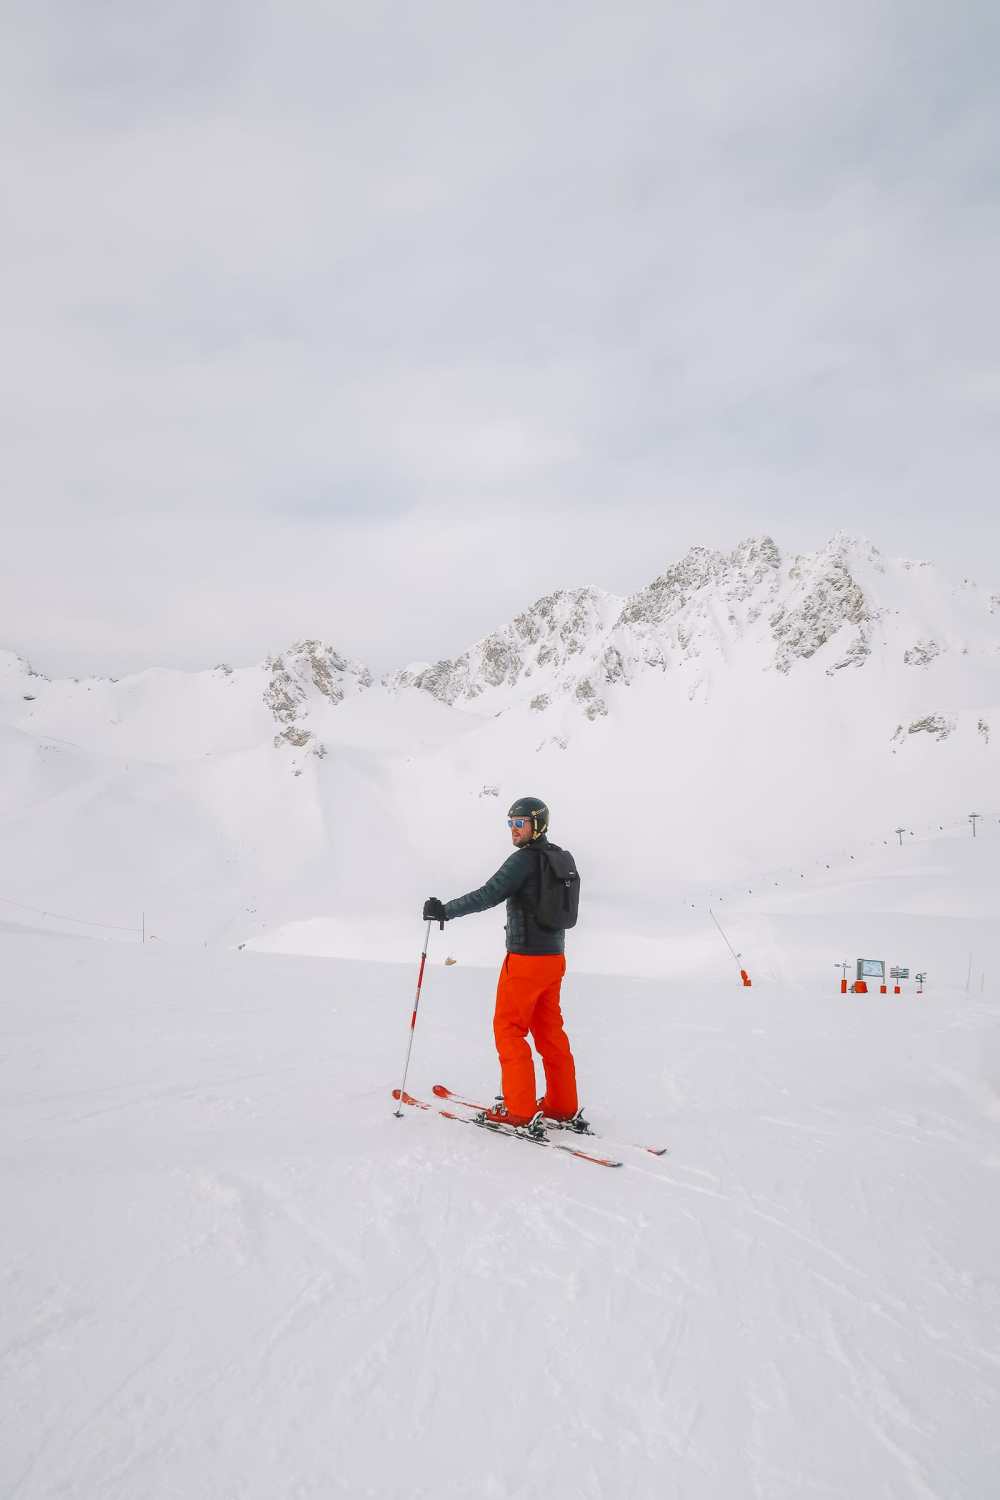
top-left (2, 0), bottom-right (998, 677)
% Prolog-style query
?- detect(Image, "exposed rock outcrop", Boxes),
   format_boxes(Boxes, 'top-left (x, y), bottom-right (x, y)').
top-left (264, 640), bottom-right (372, 751)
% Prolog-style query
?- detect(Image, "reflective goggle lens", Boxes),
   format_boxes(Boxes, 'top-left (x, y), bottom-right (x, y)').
top-left (507, 817), bottom-right (530, 829)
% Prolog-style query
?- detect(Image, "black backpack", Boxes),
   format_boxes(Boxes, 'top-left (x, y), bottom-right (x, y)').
top-left (534, 843), bottom-right (581, 930)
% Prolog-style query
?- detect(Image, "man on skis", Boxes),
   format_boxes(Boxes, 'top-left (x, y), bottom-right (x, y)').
top-left (422, 797), bottom-right (579, 1131)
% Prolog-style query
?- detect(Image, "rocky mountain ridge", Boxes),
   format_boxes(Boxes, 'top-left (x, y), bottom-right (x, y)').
top-left (384, 533), bottom-right (997, 727)
top-left (4, 534), bottom-right (998, 759)
top-left (263, 642), bottom-right (372, 750)
top-left (3, 533), bottom-right (998, 959)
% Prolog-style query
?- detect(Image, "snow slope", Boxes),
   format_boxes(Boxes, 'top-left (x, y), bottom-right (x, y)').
top-left (2, 911), bottom-right (998, 1499)
top-left (3, 531), bottom-right (999, 1496)
top-left (0, 534), bottom-right (997, 964)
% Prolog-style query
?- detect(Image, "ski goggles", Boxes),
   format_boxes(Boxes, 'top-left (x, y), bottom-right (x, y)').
top-left (507, 817), bottom-right (532, 829)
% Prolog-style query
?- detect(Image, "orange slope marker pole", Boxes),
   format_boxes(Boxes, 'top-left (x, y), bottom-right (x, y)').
top-left (708, 907), bottom-right (752, 988)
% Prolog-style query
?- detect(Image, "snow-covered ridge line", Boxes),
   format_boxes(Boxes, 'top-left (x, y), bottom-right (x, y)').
top-left (2, 529), bottom-right (997, 962)
top-left (3, 533), bottom-right (999, 756)
top-left (382, 531), bottom-right (1000, 722)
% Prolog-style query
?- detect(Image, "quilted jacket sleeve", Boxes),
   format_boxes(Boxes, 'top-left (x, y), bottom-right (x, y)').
top-left (443, 851), bottom-right (532, 920)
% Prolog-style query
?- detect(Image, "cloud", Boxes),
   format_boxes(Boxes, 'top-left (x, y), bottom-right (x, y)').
top-left (2, 1), bottom-right (999, 674)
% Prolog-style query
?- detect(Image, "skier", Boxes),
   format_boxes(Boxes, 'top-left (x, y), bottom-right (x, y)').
top-left (422, 796), bottom-right (579, 1129)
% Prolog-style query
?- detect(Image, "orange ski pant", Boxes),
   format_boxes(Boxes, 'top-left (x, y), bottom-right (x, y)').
top-left (493, 953), bottom-right (577, 1120)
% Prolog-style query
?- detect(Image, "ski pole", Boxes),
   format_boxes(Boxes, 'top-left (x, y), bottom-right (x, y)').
top-left (393, 918), bottom-right (436, 1116)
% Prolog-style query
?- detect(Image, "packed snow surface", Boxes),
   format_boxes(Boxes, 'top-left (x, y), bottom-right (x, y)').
top-left (3, 905), bottom-right (998, 1499)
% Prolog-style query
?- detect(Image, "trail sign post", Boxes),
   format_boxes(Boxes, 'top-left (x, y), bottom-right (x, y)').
top-left (854, 958), bottom-right (884, 993)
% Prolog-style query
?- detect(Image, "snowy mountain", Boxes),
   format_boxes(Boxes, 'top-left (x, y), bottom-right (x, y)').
top-left (1, 534), bottom-right (997, 961)
top-left (6, 532), bottom-right (998, 755)
top-left (391, 532), bottom-right (999, 726)
top-left (264, 641), bottom-right (373, 751)
top-left (5, 538), bottom-right (1000, 1499)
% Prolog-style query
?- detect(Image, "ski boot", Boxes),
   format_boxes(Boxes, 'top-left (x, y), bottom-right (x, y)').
top-left (537, 1099), bottom-right (593, 1135)
top-left (479, 1097), bottom-right (546, 1138)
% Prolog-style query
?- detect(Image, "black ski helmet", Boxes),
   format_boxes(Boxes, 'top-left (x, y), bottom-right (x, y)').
top-left (508, 795), bottom-right (549, 840)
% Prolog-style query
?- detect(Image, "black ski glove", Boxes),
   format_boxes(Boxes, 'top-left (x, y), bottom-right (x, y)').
top-left (422, 896), bottom-right (446, 925)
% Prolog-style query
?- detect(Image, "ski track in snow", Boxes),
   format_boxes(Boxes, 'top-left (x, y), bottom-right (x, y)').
top-left (2, 929), bottom-right (1000, 1499)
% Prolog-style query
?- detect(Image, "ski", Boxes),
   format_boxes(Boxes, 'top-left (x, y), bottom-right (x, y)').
top-left (391, 1090), bottom-right (622, 1168)
top-left (431, 1083), bottom-right (669, 1158)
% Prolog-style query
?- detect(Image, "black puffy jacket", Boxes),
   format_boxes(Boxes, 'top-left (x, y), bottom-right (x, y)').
top-left (443, 836), bottom-right (564, 955)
